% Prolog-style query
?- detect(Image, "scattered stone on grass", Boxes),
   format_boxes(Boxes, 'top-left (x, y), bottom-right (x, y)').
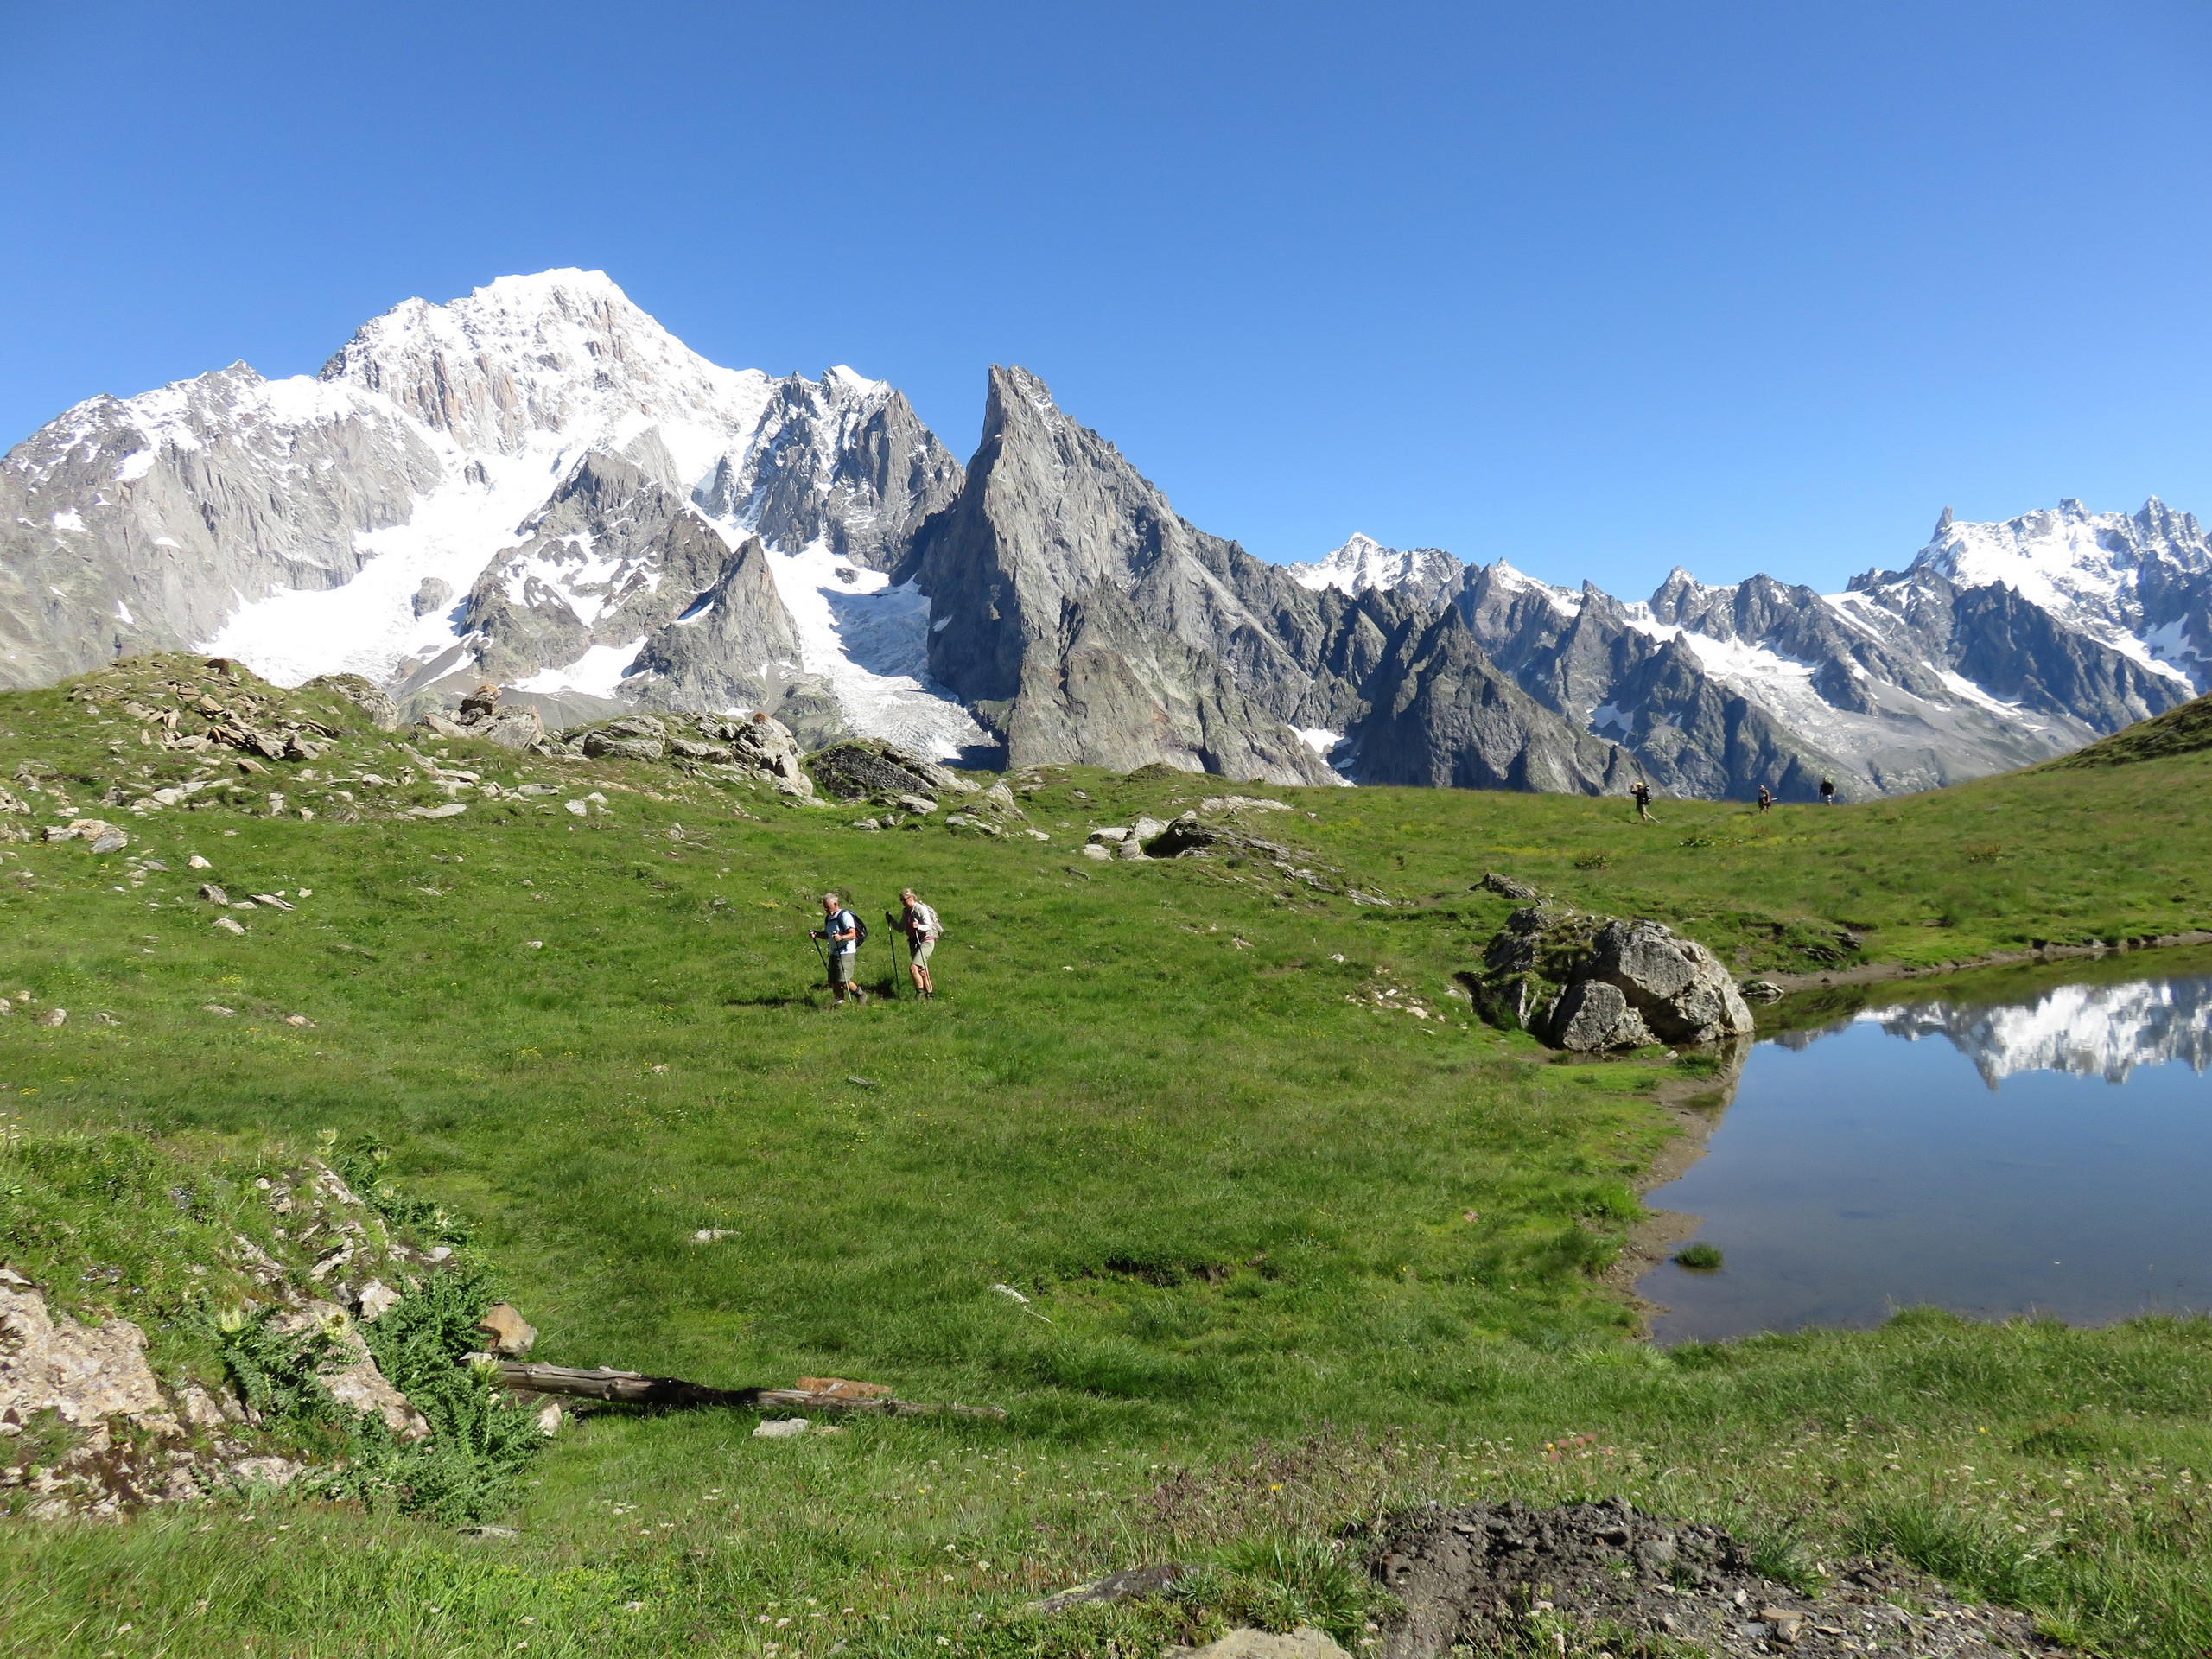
top-left (753, 1417), bottom-right (810, 1439)
top-left (1170, 1630), bottom-right (1350, 1659)
top-left (1030, 1562), bottom-right (1192, 1616)
top-left (213, 917), bottom-right (246, 935)
top-left (1366, 1498), bottom-right (2063, 1658)
top-left (474, 1303), bottom-right (537, 1357)
top-left (35, 1007), bottom-right (66, 1027)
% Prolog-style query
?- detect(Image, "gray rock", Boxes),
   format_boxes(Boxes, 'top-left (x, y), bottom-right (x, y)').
top-left (1131, 815), bottom-right (1167, 839)
top-left (1032, 1563), bottom-right (1192, 1616)
top-left (198, 883), bottom-right (230, 904)
top-left (1481, 872), bottom-right (1541, 901)
top-left (1079, 842), bottom-right (1113, 861)
top-left (411, 577), bottom-right (454, 618)
top-left (229, 1455), bottom-right (305, 1488)
top-left (1472, 906), bottom-right (1754, 1050)
top-left (1113, 836), bottom-right (1147, 861)
top-left (753, 1417), bottom-right (810, 1439)
top-left (302, 672), bottom-right (400, 730)
top-left (1549, 979), bottom-right (1655, 1051)
top-left (213, 917), bottom-right (247, 935)
top-left (406, 802), bottom-right (468, 819)
top-left (1587, 918), bottom-right (1756, 1045)
top-left (0, 1279), bottom-right (166, 1426)
top-left (269, 1301), bottom-right (429, 1440)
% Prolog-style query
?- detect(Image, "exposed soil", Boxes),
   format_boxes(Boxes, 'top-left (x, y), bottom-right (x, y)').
top-left (1366, 1498), bottom-right (2066, 1657)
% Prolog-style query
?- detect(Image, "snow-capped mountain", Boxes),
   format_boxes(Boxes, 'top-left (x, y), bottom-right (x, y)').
top-left (1, 270), bottom-right (979, 754)
top-left (1300, 500), bottom-right (2208, 799)
top-left (1287, 534), bottom-right (1463, 607)
top-left (3, 269), bottom-right (2204, 793)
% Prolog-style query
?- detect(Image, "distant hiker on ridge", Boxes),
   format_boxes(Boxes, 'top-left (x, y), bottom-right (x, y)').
top-left (1819, 776), bottom-right (1837, 806)
top-left (813, 892), bottom-right (866, 1006)
top-left (1630, 779), bottom-right (1654, 823)
top-left (1757, 785), bottom-right (1773, 814)
top-left (895, 887), bottom-right (942, 1000)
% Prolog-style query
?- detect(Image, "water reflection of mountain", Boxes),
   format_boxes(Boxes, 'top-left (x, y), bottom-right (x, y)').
top-left (1862, 974), bottom-right (2212, 1086)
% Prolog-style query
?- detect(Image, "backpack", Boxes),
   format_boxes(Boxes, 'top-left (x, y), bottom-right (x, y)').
top-left (853, 912), bottom-right (868, 946)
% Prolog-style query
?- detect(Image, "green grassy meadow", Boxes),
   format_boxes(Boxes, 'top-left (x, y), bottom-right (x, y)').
top-left (4, 665), bottom-right (2212, 1656)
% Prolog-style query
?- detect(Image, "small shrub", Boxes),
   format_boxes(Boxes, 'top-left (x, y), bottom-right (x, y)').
top-left (1572, 852), bottom-right (1610, 870)
top-left (1962, 842), bottom-right (2004, 864)
top-left (1674, 1243), bottom-right (1724, 1271)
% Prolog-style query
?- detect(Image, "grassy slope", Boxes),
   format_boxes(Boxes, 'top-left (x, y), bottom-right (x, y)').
top-left (2044, 690), bottom-right (2212, 771)
top-left (3, 663), bottom-right (2211, 1656)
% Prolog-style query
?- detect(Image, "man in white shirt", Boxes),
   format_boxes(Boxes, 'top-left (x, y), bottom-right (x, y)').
top-left (898, 887), bottom-right (941, 1000)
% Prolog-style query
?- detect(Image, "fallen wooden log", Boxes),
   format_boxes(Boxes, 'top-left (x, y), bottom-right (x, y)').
top-left (486, 1362), bottom-right (1007, 1421)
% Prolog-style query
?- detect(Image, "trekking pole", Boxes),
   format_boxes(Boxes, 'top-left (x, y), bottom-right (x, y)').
top-left (809, 930), bottom-right (828, 990)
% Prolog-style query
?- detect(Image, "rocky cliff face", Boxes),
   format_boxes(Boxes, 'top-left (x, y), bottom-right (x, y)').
top-left (899, 367), bottom-right (1341, 783)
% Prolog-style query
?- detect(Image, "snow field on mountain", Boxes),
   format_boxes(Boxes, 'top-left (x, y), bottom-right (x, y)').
top-left (760, 538), bottom-right (988, 759)
top-left (202, 445), bottom-right (563, 686)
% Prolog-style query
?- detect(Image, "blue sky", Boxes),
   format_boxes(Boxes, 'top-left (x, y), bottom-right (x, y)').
top-left (3, 1), bottom-right (2208, 595)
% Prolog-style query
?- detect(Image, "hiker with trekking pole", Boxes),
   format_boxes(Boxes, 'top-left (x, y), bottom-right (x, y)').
top-left (891, 887), bottom-right (942, 1001)
top-left (811, 892), bottom-right (867, 1007)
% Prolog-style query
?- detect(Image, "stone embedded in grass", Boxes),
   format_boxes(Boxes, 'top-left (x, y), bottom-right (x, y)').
top-left (36, 1007), bottom-right (66, 1027)
top-left (753, 1417), bottom-right (810, 1439)
top-left (1171, 1629), bottom-right (1349, 1659)
top-left (474, 1302), bottom-right (537, 1357)
top-left (197, 882), bottom-right (229, 904)
top-left (564, 799), bottom-right (589, 817)
top-left (213, 917), bottom-right (246, 934)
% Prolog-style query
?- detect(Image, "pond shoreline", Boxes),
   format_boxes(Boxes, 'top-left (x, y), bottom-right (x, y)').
top-left (1760, 926), bottom-right (2212, 996)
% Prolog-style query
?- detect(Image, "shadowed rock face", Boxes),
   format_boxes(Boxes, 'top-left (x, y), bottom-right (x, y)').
top-left (1350, 608), bottom-right (1637, 794)
top-left (901, 367), bottom-right (1340, 784)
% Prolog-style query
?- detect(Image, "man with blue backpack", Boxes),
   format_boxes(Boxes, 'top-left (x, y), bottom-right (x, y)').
top-left (812, 892), bottom-right (867, 1006)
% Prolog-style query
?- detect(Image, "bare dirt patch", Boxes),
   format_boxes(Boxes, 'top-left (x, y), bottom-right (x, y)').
top-left (1366, 1498), bottom-right (2065, 1657)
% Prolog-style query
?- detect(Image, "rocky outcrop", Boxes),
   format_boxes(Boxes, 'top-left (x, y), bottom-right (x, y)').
top-left (305, 672), bottom-right (400, 731)
top-left (421, 684), bottom-right (547, 751)
top-left (1473, 906), bottom-right (1755, 1049)
top-left (269, 1301), bottom-right (429, 1440)
top-left (808, 738), bottom-right (976, 803)
top-left (1, 1272), bottom-right (168, 1427)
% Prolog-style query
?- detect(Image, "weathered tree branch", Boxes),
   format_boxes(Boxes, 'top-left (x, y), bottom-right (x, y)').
top-left (486, 1363), bottom-right (1007, 1421)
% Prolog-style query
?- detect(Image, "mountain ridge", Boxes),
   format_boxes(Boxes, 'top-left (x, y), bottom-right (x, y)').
top-left (4, 268), bottom-right (2204, 794)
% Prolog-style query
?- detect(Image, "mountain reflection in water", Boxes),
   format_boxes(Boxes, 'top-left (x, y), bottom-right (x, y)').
top-left (1638, 961), bottom-right (2212, 1342)
top-left (1769, 971), bottom-right (2212, 1086)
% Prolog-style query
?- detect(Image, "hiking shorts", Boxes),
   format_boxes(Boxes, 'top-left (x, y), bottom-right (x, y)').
top-left (829, 950), bottom-right (857, 984)
top-left (910, 936), bottom-right (936, 969)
